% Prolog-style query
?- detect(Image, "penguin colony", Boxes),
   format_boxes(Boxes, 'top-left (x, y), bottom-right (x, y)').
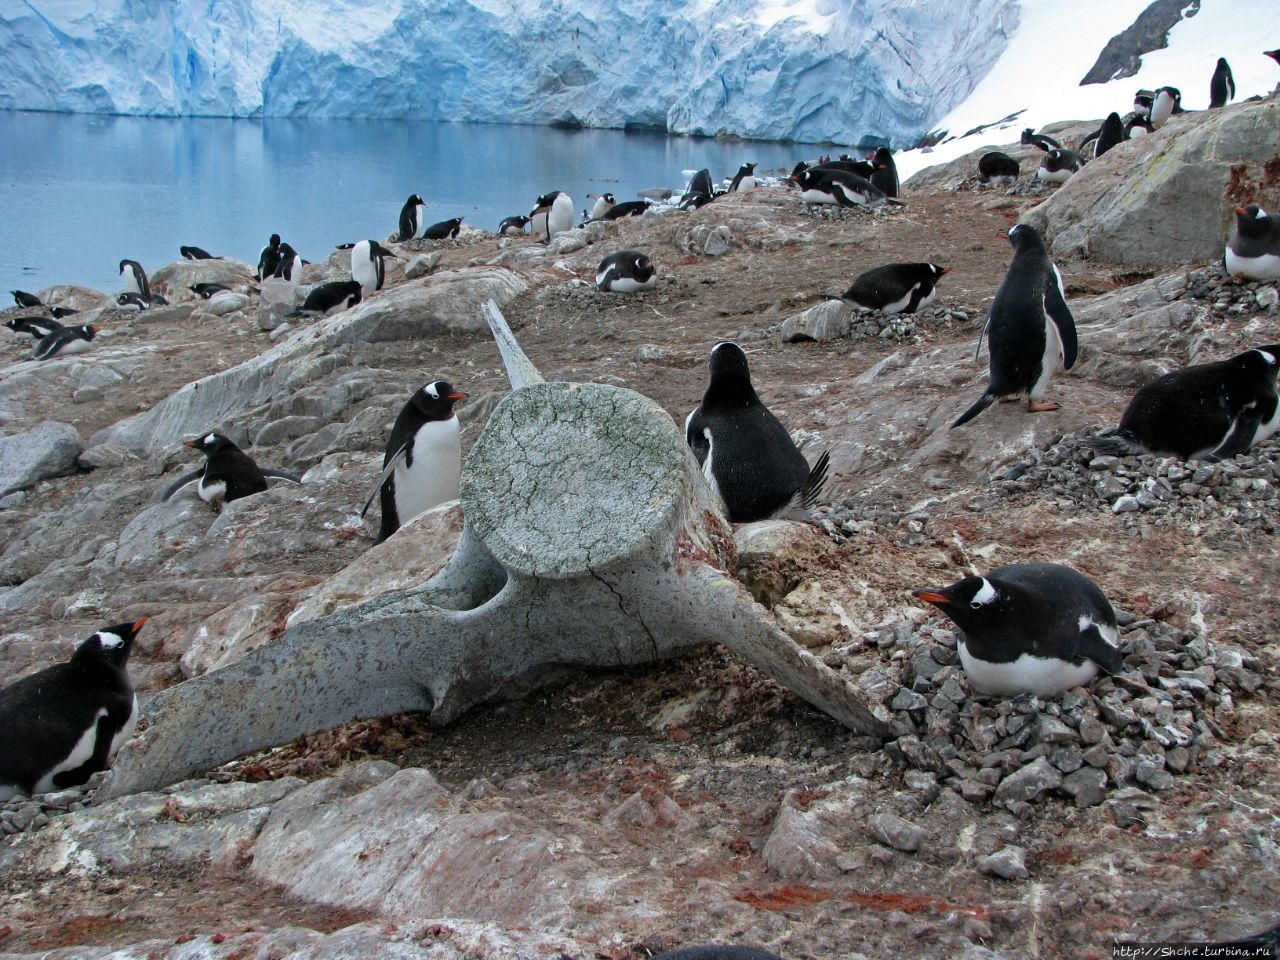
top-left (1, 50), bottom-right (1276, 806)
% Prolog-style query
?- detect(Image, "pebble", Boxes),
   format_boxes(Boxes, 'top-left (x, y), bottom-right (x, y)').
top-left (866, 812), bottom-right (926, 852)
top-left (977, 846), bottom-right (1029, 880)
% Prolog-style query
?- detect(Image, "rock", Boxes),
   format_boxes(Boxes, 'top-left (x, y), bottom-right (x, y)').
top-left (405, 252), bottom-right (443, 278)
top-left (1060, 767), bottom-right (1108, 808)
top-left (1023, 98), bottom-right (1280, 267)
top-left (0, 421), bottom-right (83, 496)
top-left (256, 277), bottom-right (299, 329)
top-left (991, 758), bottom-right (1063, 810)
top-left (150, 257), bottom-right (256, 302)
top-left (866, 811), bottom-right (926, 852)
top-left (780, 299), bottom-right (854, 342)
top-left (977, 845), bottom-right (1029, 880)
top-left (761, 804), bottom-right (840, 878)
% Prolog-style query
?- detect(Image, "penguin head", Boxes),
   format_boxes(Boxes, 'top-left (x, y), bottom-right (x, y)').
top-left (873, 147), bottom-right (893, 166)
top-left (913, 576), bottom-right (1008, 631)
top-left (1247, 344), bottom-right (1280, 375)
top-left (77, 324), bottom-right (97, 340)
top-left (1235, 205), bottom-right (1272, 235)
top-left (410, 381), bottom-right (468, 419)
top-left (186, 432), bottom-right (236, 456)
top-left (1001, 223), bottom-right (1045, 252)
top-left (269, 233), bottom-right (281, 247)
top-left (407, 194), bottom-right (424, 206)
top-left (72, 616), bottom-right (148, 669)
top-left (533, 191), bottom-right (562, 211)
top-left (632, 253), bottom-right (655, 281)
top-left (928, 263), bottom-right (951, 279)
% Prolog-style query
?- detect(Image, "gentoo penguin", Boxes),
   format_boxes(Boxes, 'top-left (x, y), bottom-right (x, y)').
top-left (1149, 86), bottom-right (1181, 128)
top-left (1036, 149), bottom-right (1083, 183)
top-left (825, 156), bottom-right (877, 178)
top-left (869, 146), bottom-right (899, 198)
top-left (273, 243), bottom-right (303, 285)
top-left (684, 341), bottom-right (830, 523)
top-left (680, 168), bottom-right (717, 209)
top-left (296, 279), bottom-right (363, 316)
top-left (1088, 345), bottom-right (1280, 461)
top-left (913, 563), bottom-right (1123, 698)
top-left (1020, 129), bottom-right (1061, 152)
top-left (180, 245), bottom-right (219, 260)
top-left (586, 193), bottom-right (616, 221)
top-left (11, 289), bottom-right (42, 308)
top-left (1132, 90), bottom-right (1155, 120)
top-left (596, 250), bottom-right (657, 292)
top-left (116, 292), bottom-right (150, 311)
top-left (162, 432), bottom-right (301, 505)
top-left (530, 191), bottom-right (575, 242)
top-left (361, 380), bottom-right (467, 543)
top-left (728, 162), bottom-right (758, 193)
top-left (422, 217), bottom-right (463, 240)
top-left (825, 263), bottom-right (950, 315)
top-left (33, 323), bottom-right (96, 361)
top-left (651, 948), bottom-right (786, 960)
top-left (398, 194), bottom-right (427, 242)
top-left (118, 259), bottom-right (150, 299)
top-left (1267, 50), bottom-right (1280, 68)
top-left (1209, 57), bottom-right (1235, 108)
top-left (0, 617), bottom-right (149, 802)
top-left (190, 282), bottom-right (235, 299)
top-left (793, 167), bottom-right (897, 209)
top-left (1092, 112), bottom-right (1125, 158)
top-left (1225, 204), bottom-right (1280, 281)
top-left (599, 199), bottom-right (652, 220)
top-left (952, 224), bottom-right (1077, 427)
top-left (978, 152), bottom-right (1020, 185)
top-left (257, 233), bottom-right (282, 281)
top-left (351, 239), bottom-right (395, 294)
top-left (49, 306), bottom-right (79, 319)
top-left (7, 316), bottom-right (61, 339)
top-left (1123, 114), bottom-right (1154, 139)
top-left (498, 214), bottom-right (531, 235)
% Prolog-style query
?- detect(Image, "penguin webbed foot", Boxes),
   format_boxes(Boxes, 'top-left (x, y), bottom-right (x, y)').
top-left (1026, 399), bottom-right (1060, 413)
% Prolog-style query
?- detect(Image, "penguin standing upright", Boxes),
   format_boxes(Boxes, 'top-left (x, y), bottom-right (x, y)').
top-left (1092, 112), bottom-right (1125, 158)
top-left (952, 224), bottom-right (1077, 427)
top-left (530, 191), bottom-right (574, 242)
top-left (398, 194), bottom-right (427, 241)
top-left (913, 563), bottom-right (1123, 697)
top-left (1225, 204), bottom-right (1280, 281)
top-left (869, 146), bottom-right (899, 198)
top-left (684, 341), bottom-right (829, 523)
top-left (0, 617), bottom-right (149, 802)
top-left (33, 323), bottom-right (96, 361)
top-left (1209, 57), bottom-right (1235, 108)
top-left (680, 169), bottom-right (716, 208)
top-left (1149, 86), bottom-right (1182, 128)
top-left (257, 233), bottom-right (282, 281)
top-left (595, 250), bottom-right (657, 292)
top-left (1088, 344), bottom-right (1280, 461)
top-left (825, 262), bottom-right (950, 315)
top-left (118, 259), bottom-right (150, 300)
top-left (361, 380), bottom-right (467, 543)
top-left (273, 243), bottom-right (302, 285)
top-left (728, 162), bottom-right (758, 193)
top-left (161, 432), bottom-right (301, 506)
top-left (351, 239), bottom-right (393, 294)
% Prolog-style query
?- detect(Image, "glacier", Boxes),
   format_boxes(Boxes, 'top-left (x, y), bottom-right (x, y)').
top-left (0, 0), bottom-right (1020, 146)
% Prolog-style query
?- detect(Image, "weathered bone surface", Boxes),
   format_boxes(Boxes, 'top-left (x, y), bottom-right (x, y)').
top-left (100, 304), bottom-right (889, 798)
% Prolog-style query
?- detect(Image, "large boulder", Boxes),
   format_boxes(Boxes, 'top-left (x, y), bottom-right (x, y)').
top-left (1022, 95), bottom-right (1280, 267)
top-left (0, 421), bottom-right (83, 497)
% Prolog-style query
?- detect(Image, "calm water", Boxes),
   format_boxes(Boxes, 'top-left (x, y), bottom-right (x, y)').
top-left (0, 112), bottom-right (809, 295)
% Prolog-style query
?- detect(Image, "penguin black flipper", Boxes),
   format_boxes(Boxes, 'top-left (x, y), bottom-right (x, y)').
top-left (1043, 264), bottom-right (1078, 369)
top-left (685, 409), bottom-right (711, 466)
top-left (360, 443), bottom-right (409, 518)
top-left (262, 469), bottom-right (304, 485)
top-left (973, 311), bottom-right (992, 362)
top-left (797, 449), bottom-right (830, 511)
top-left (1074, 621), bottom-right (1125, 675)
top-left (1205, 402), bottom-right (1273, 462)
top-left (951, 391), bottom-right (998, 429)
top-left (160, 467), bottom-right (205, 502)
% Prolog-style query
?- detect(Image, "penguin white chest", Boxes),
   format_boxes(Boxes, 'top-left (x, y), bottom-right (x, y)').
top-left (393, 417), bottom-right (462, 522)
top-left (958, 643), bottom-right (1098, 697)
top-left (547, 194), bottom-right (575, 237)
top-left (197, 475), bottom-right (227, 504)
top-left (1225, 246), bottom-right (1280, 281)
top-left (352, 254), bottom-right (378, 294)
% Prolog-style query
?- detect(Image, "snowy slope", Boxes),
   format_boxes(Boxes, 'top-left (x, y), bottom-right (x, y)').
top-left (897, 0), bottom-right (1280, 181)
top-left (0, 0), bottom-right (1019, 146)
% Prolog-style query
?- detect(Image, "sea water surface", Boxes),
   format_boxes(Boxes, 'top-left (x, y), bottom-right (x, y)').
top-left (0, 112), bottom-right (811, 295)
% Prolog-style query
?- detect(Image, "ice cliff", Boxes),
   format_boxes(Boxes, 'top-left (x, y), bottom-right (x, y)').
top-left (0, 0), bottom-right (1021, 146)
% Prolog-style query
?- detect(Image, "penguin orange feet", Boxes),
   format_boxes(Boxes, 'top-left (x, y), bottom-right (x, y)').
top-left (998, 394), bottom-right (1022, 403)
top-left (1026, 399), bottom-right (1060, 412)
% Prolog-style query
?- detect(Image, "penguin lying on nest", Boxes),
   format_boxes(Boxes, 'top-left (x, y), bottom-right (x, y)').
top-left (0, 616), bottom-right (149, 801)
